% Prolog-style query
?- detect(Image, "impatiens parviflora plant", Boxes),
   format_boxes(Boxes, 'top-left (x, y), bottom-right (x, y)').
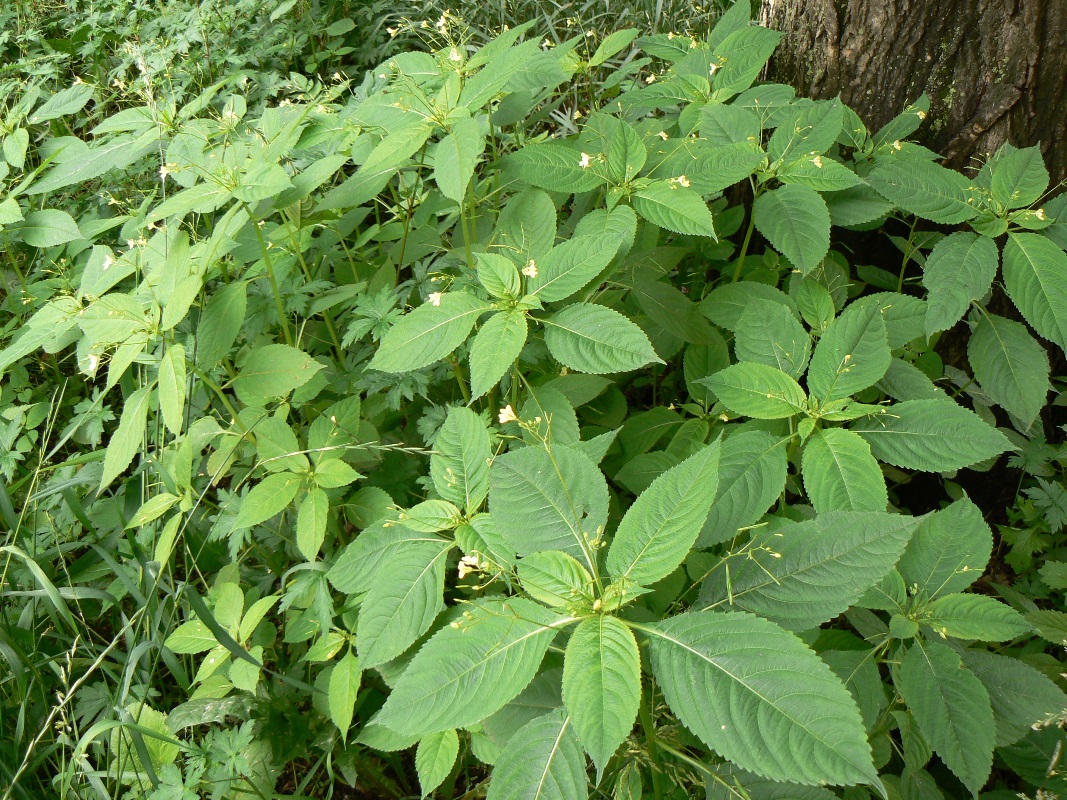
top-left (3, 0), bottom-right (1067, 797)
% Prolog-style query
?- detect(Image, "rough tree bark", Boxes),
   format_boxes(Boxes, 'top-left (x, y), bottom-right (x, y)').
top-left (761, 0), bottom-right (1067, 185)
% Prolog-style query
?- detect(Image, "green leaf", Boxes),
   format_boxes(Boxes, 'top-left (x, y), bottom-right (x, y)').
top-left (20, 209), bottom-right (83, 248)
top-left (495, 187), bottom-right (557, 266)
top-left (699, 431), bottom-right (788, 547)
top-left (867, 160), bottom-right (978, 224)
top-left (544, 303), bottom-right (661, 374)
top-left (485, 710), bottom-right (588, 800)
top-left (370, 292), bottom-right (489, 373)
top-left (607, 441), bottom-right (721, 587)
top-left (100, 385), bottom-right (152, 491)
top-left (852, 399), bottom-right (1012, 471)
top-left (925, 593), bottom-right (1031, 641)
top-left (505, 141), bottom-right (604, 194)
top-left (357, 540), bottom-right (451, 668)
top-left (470, 311), bottom-right (527, 399)
top-left (897, 498), bottom-right (992, 598)
top-left (968, 312), bottom-right (1049, 427)
top-left (704, 363), bottom-right (807, 419)
top-left (633, 181), bottom-right (716, 238)
top-left (164, 620), bottom-right (216, 654)
top-left (648, 611), bottom-right (877, 786)
top-left (807, 301), bottom-right (891, 402)
top-left (232, 344), bottom-right (323, 404)
top-left (1002, 233), bottom-right (1067, 351)
top-left (416, 730), bottom-right (460, 798)
top-left (195, 282), bottom-right (246, 369)
top-left (802, 428), bottom-right (888, 512)
top-left (753, 185), bottom-right (830, 274)
top-left (897, 640), bottom-right (993, 794)
top-left (489, 444), bottom-right (607, 570)
top-left (233, 472), bottom-right (301, 529)
top-left (158, 344), bottom-right (186, 436)
top-left (477, 252), bottom-right (521, 299)
top-left (991, 145), bottom-right (1049, 209)
top-left (376, 597), bottom-right (565, 736)
top-left (778, 156), bottom-right (863, 192)
top-left (590, 29), bottom-right (639, 66)
top-left (712, 27), bottom-right (784, 97)
top-left (3, 128), bottom-right (29, 170)
top-left (234, 161), bottom-right (292, 203)
top-left (28, 132), bottom-right (156, 195)
top-left (30, 84), bottom-right (93, 122)
top-left (632, 280), bottom-right (718, 345)
top-left (563, 616), bottom-right (640, 775)
top-left (431, 407), bottom-right (491, 512)
top-left (313, 458), bottom-right (360, 488)
top-left (734, 298), bottom-right (811, 378)
top-left (529, 234), bottom-right (621, 302)
top-left (435, 117), bottom-right (485, 203)
top-left (296, 489), bottom-right (329, 561)
top-left (516, 551), bottom-right (593, 608)
top-left (922, 232), bottom-right (999, 337)
top-left (961, 650), bottom-right (1067, 746)
top-left (328, 651), bottom-right (362, 736)
top-left (318, 122), bottom-right (434, 209)
top-left (328, 525), bottom-right (448, 595)
top-left (700, 511), bottom-right (917, 630)
top-left (700, 282), bottom-right (798, 332)
top-left (768, 100), bottom-right (845, 164)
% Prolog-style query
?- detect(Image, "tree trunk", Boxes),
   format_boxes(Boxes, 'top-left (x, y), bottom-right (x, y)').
top-left (761, 0), bottom-right (1067, 185)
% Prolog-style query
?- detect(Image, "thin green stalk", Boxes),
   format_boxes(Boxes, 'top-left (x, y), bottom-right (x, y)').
top-left (732, 183), bottom-right (760, 282)
top-left (639, 691), bottom-right (667, 800)
top-left (242, 203), bottom-right (293, 345)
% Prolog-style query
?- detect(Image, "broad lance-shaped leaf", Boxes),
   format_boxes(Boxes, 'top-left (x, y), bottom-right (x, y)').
top-left (232, 472), bottom-right (302, 529)
top-left (562, 616), bottom-right (641, 776)
top-left (485, 710), bottom-right (588, 800)
top-left (327, 525), bottom-right (452, 594)
top-left (100, 385), bottom-right (152, 491)
top-left (734, 299), bottom-right (811, 379)
top-left (470, 311), bottom-right (527, 399)
top-left (529, 234), bottom-right (621, 303)
top-left (753, 184), bottom-right (831, 275)
top-left (699, 431), bottom-right (788, 547)
top-left (924, 593), bottom-right (1031, 641)
top-left (703, 362), bottom-right (807, 419)
top-left (968, 312), bottom-right (1049, 427)
top-left (1002, 233), bottom-right (1067, 352)
top-left (232, 344), bottom-right (323, 404)
top-left (852, 399), bottom-right (1012, 472)
top-left (961, 650), bottom-right (1067, 747)
top-left (430, 407), bottom-right (491, 512)
top-left (544, 303), bottom-right (661, 375)
top-left (922, 232), bottom-right (999, 337)
top-left (867, 160), bottom-right (978, 224)
top-left (801, 428), bottom-right (888, 513)
top-left (607, 440), bottom-right (721, 587)
top-left (897, 640), bottom-right (994, 794)
top-left (503, 141), bottom-right (604, 194)
top-left (416, 729), bottom-right (460, 798)
top-left (356, 539), bottom-right (452, 668)
top-left (896, 497), bottom-right (992, 599)
top-left (328, 650), bottom-right (362, 736)
top-left (376, 597), bottom-right (567, 736)
top-left (647, 611), bottom-right (878, 787)
top-left (489, 444), bottom-right (608, 572)
top-left (698, 511), bottom-right (918, 630)
top-left (807, 301), bottom-right (891, 403)
top-left (369, 292), bottom-right (489, 374)
top-left (434, 116), bottom-right (484, 203)
top-left (633, 180), bottom-right (717, 238)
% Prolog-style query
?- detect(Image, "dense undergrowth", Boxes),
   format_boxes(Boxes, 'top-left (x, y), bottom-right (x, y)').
top-left (3, 0), bottom-right (1067, 798)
